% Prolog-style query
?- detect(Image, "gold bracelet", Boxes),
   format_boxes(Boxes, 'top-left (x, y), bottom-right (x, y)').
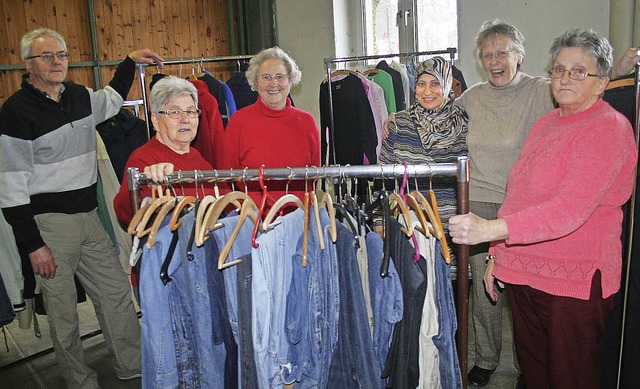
top-left (485, 255), bottom-right (495, 264)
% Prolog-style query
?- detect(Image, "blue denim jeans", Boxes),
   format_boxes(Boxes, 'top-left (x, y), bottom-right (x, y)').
top-left (140, 221), bottom-right (180, 388)
top-left (178, 211), bottom-right (231, 388)
top-left (166, 247), bottom-right (202, 388)
top-left (284, 207), bottom-right (340, 389)
top-left (328, 222), bottom-right (381, 389)
top-left (252, 208), bottom-right (304, 389)
top-left (432, 241), bottom-right (463, 388)
top-left (210, 213), bottom-right (255, 388)
top-left (365, 231), bottom-right (403, 375)
top-left (235, 253), bottom-right (259, 389)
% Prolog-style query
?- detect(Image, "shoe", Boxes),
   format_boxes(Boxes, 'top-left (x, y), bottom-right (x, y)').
top-left (467, 365), bottom-right (495, 387)
top-left (515, 373), bottom-right (526, 389)
top-left (116, 372), bottom-right (142, 380)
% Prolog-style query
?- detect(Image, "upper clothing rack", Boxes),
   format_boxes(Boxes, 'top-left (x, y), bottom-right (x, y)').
top-left (133, 54), bottom-right (255, 136)
top-left (126, 157), bottom-right (472, 385)
top-left (322, 48), bottom-right (457, 167)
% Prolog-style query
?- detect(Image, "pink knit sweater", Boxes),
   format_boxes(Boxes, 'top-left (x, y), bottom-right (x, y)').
top-left (492, 99), bottom-right (637, 299)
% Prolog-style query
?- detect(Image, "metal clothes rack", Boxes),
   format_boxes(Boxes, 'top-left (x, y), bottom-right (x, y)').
top-left (127, 158), bottom-right (471, 384)
top-left (134, 54), bottom-right (255, 137)
top-left (122, 99), bottom-right (145, 117)
top-left (616, 62), bottom-right (640, 389)
top-left (322, 48), bottom-right (457, 166)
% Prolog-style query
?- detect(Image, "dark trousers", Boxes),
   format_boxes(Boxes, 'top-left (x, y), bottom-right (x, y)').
top-left (509, 271), bottom-right (613, 389)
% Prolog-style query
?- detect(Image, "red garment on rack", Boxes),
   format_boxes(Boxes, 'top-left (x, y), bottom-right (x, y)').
top-left (189, 79), bottom-right (226, 169)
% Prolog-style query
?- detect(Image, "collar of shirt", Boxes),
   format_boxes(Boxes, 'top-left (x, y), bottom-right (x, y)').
top-left (26, 78), bottom-right (65, 101)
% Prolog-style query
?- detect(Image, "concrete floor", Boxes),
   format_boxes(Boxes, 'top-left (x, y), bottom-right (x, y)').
top-left (0, 288), bottom-right (518, 389)
top-left (0, 299), bottom-right (140, 389)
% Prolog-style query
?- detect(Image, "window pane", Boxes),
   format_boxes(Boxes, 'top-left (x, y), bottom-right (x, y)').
top-left (364, 0), bottom-right (399, 56)
top-left (416, 0), bottom-right (457, 53)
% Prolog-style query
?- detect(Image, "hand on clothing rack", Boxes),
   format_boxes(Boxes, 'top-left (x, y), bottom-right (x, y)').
top-left (128, 49), bottom-right (165, 68)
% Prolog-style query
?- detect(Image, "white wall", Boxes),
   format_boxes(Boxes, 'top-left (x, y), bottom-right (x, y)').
top-left (457, 0), bottom-right (610, 86)
top-left (274, 0), bottom-right (336, 124)
top-left (275, 0), bottom-right (365, 124)
top-left (274, 0), bottom-right (612, 123)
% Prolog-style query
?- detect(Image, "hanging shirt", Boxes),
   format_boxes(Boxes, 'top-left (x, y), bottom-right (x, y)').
top-left (188, 79), bottom-right (226, 168)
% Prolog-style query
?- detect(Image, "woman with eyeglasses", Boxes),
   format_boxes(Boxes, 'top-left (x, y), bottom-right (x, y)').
top-left (450, 20), bottom-right (556, 388)
top-left (450, 29), bottom-right (637, 389)
top-left (222, 46), bottom-right (320, 203)
top-left (114, 76), bottom-right (223, 223)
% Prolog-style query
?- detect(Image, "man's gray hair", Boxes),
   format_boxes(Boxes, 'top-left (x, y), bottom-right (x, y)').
top-left (20, 28), bottom-right (67, 60)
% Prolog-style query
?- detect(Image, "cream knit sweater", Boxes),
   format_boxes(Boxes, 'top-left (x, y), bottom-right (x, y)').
top-left (455, 72), bottom-right (554, 203)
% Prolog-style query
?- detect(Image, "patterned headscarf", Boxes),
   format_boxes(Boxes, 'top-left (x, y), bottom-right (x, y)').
top-left (415, 56), bottom-right (455, 105)
top-left (410, 56), bottom-right (467, 149)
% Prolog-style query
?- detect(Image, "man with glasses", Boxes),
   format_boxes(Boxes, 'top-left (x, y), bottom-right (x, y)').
top-left (0, 28), bottom-right (163, 388)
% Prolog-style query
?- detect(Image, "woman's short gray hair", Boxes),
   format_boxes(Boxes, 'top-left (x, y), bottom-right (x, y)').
top-left (246, 46), bottom-right (302, 90)
top-left (20, 28), bottom-right (67, 60)
top-left (549, 29), bottom-right (613, 78)
top-left (475, 20), bottom-right (526, 63)
top-left (149, 76), bottom-right (198, 113)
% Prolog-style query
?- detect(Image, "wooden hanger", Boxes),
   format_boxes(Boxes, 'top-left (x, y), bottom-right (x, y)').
top-left (302, 192), bottom-right (310, 267)
top-left (252, 165), bottom-right (269, 248)
top-left (318, 191), bottom-right (337, 243)
top-left (388, 192), bottom-right (413, 237)
top-left (197, 190), bottom-right (246, 246)
top-left (146, 196), bottom-right (180, 248)
top-left (187, 59), bottom-right (204, 80)
top-left (168, 170), bottom-right (201, 231)
top-left (135, 190), bottom-right (174, 238)
top-left (127, 186), bottom-right (162, 235)
top-left (127, 199), bottom-right (152, 235)
top-left (331, 69), bottom-right (354, 77)
top-left (409, 190), bottom-right (441, 238)
top-left (217, 197), bottom-right (260, 270)
top-left (428, 189), bottom-right (451, 264)
top-left (310, 191), bottom-right (325, 249)
top-left (261, 194), bottom-right (304, 231)
top-left (194, 195), bottom-right (218, 246)
top-left (405, 192), bottom-right (432, 238)
top-left (410, 189), bottom-right (450, 263)
top-left (362, 68), bottom-right (379, 76)
top-left (169, 196), bottom-right (197, 231)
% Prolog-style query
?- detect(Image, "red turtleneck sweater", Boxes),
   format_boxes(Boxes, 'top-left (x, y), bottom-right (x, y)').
top-left (222, 97), bottom-right (320, 204)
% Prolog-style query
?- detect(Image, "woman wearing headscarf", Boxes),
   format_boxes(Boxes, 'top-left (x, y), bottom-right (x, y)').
top-left (379, 56), bottom-right (468, 232)
top-left (375, 56), bottom-right (468, 388)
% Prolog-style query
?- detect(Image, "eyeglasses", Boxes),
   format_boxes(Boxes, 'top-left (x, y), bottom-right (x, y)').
top-left (548, 67), bottom-right (600, 80)
top-left (481, 49), bottom-right (514, 62)
top-left (26, 51), bottom-right (70, 62)
top-left (157, 109), bottom-right (201, 119)
top-left (258, 74), bottom-right (289, 84)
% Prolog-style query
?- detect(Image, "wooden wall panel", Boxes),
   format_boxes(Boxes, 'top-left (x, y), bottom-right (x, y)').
top-left (93, 0), bottom-right (229, 60)
top-left (0, 0), bottom-right (230, 106)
